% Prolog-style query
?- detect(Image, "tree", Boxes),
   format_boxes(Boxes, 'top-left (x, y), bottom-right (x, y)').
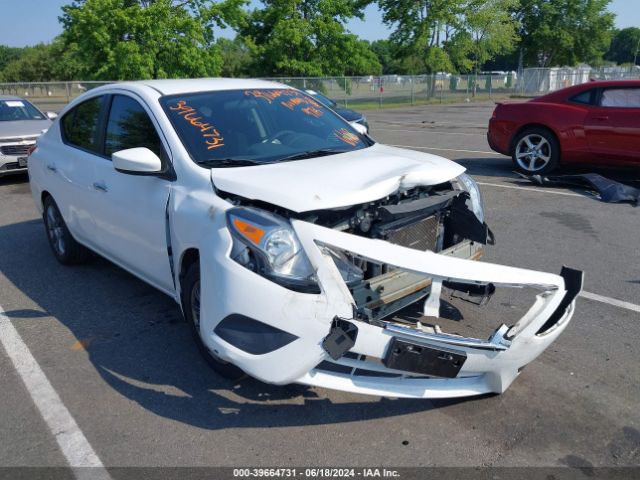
top-left (605, 27), bottom-right (640, 65)
top-left (0, 46), bottom-right (24, 74)
top-left (463, 0), bottom-right (519, 74)
top-left (0, 44), bottom-right (56, 82)
top-left (378, 0), bottom-right (471, 75)
top-left (59, 0), bottom-right (246, 80)
top-left (370, 40), bottom-right (395, 74)
top-left (517, 0), bottom-right (615, 67)
top-left (239, 0), bottom-right (381, 77)
top-left (217, 37), bottom-right (252, 77)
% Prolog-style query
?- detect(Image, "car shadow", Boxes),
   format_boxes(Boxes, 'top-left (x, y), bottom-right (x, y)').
top-left (0, 218), bottom-right (488, 431)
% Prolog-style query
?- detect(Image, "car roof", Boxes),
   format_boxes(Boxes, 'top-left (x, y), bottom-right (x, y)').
top-left (119, 78), bottom-right (290, 96)
top-left (0, 95), bottom-right (26, 101)
top-left (537, 79), bottom-right (640, 102)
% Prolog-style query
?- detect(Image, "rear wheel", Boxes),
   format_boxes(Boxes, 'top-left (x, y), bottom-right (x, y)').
top-left (182, 263), bottom-right (245, 380)
top-left (42, 196), bottom-right (90, 265)
top-left (511, 128), bottom-right (560, 175)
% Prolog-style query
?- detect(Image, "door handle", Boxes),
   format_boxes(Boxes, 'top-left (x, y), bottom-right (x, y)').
top-left (593, 116), bottom-right (609, 121)
top-left (93, 182), bottom-right (108, 193)
top-left (46, 164), bottom-right (57, 172)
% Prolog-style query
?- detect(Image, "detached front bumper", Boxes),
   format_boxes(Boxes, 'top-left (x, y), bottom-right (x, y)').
top-left (200, 220), bottom-right (582, 399)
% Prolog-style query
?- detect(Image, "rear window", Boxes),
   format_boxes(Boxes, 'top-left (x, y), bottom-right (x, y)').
top-left (0, 99), bottom-right (45, 121)
top-left (570, 89), bottom-right (595, 105)
top-left (61, 96), bottom-right (104, 154)
top-left (160, 89), bottom-right (370, 167)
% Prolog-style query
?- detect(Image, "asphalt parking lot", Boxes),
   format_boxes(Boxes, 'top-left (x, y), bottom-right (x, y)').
top-left (1, 102), bottom-right (639, 475)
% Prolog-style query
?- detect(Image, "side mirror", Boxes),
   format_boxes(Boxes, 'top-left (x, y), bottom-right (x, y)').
top-left (45, 111), bottom-right (58, 120)
top-left (112, 147), bottom-right (162, 175)
top-left (350, 121), bottom-right (368, 135)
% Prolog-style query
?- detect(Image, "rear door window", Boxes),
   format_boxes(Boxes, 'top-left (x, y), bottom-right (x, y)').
top-left (600, 88), bottom-right (640, 108)
top-left (104, 95), bottom-right (163, 158)
top-left (61, 96), bottom-right (104, 154)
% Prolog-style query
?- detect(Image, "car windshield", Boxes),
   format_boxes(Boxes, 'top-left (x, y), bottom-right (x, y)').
top-left (160, 89), bottom-right (371, 167)
top-left (0, 99), bottom-right (45, 121)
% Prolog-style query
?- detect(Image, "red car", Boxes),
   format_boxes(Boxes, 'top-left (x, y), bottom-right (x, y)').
top-left (488, 80), bottom-right (640, 174)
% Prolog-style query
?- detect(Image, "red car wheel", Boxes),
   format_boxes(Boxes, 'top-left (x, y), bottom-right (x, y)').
top-left (511, 127), bottom-right (560, 175)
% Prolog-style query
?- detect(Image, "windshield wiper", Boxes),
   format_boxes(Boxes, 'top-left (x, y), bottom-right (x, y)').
top-left (197, 158), bottom-right (266, 168)
top-left (276, 149), bottom-right (349, 162)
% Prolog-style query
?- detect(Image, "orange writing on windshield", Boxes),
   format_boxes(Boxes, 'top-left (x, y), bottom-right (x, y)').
top-left (244, 89), bottom-right (298, 103)
top-left (169, 100), bottom-right (225, 150)
top-left (245, 89), bottom-right (324, 118)
top-left (334, 128), bottom-right (361, 147)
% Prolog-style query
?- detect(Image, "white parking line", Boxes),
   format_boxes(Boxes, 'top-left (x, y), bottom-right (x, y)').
top-left (389, 143), bottom-right (503, 155)
top-left (0, 305), bottom-right (111, 480)
top-left (378, 128), bottom-right (485, 136)
top-left (580, 291), bottom-right (640, 314)
top-left (477, 182), bottom-right (585, 198)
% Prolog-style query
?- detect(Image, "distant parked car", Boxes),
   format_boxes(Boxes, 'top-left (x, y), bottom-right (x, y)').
top-left (488, 80), bottom-right (640, 174)
top-left (304, 89), bottom-right (369, 133)
top-left (0, 96), bottom-right (56, 177)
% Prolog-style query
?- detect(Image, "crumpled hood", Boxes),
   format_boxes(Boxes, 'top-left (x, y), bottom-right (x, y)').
top-left (0, 120), bottom-right (51, 140)
top-left (211, 143), bottom-right (465, 212)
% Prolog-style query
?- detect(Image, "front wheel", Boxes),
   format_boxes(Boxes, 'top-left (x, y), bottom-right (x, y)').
top-left (511, 128), bottom-right (560, 175)
top-left (182, 263), bottom-right (245, 381)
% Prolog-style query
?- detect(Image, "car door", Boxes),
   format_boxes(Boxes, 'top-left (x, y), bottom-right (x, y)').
top-left (584, 87), bottom-right (640, 165)
top-left (49, 95), bottom-right (106, 246)
top-left (88, 93), bottom-right (175, 294)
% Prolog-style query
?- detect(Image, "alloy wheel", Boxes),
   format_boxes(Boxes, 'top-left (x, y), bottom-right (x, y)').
top-left (46, 205), bottom-right (66, 257)
top-left (515, 134), bottom-right (552, 172)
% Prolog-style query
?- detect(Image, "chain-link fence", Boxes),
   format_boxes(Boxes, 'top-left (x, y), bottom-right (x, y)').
top-left (2, 66), bottom-right (639, 112)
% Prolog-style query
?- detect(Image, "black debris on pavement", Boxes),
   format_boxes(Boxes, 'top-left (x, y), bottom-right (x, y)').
top-left (518, 173), bottom-right (640, 206)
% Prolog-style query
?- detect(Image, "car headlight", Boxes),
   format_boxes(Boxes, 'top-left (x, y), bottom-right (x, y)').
top-left (455, 173), bottom-right (485, 223)
top-left (227, 207), bottom-right (319, 292)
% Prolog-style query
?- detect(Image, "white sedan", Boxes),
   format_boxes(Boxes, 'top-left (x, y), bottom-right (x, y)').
top-left (28, 79), bottom-right (582, 399)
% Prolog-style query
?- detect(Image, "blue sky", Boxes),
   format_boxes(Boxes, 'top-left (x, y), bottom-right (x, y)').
top-left (0, 0), bottom-right (638, 47)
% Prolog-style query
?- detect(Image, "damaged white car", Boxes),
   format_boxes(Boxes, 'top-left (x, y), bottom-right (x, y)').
top-left (28, 79), bottom-right (583, 399)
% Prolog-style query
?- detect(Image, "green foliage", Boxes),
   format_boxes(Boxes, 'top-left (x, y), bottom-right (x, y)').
top-left (379, 0), bottom-right (466, 74)
top-left (0, 39), bottom-right (84, 82)
top-left (0, 0), bottom-right (624, 82)
top-left (59, 0), bottom-right (246, 80)
top-left (370, 39), bottom-right (396, 74)
top-left (463, 0), bottom-right (519, 73)
top-left (517, 0), bottom-right (615, 67)
top-left (379, 0), bottom-right (518, 76)
top-left (605, 28), bottom-right (640, 65)
top-left (239, 0), bottom-right (381, 77)
top-left (0, 46), bottom-right (24, 73)
top-left (217, 37), bottom-right (252, 77)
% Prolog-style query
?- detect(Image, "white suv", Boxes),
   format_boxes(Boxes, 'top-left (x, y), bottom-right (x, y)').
top-left (28, 79), bottom-right (582, 399)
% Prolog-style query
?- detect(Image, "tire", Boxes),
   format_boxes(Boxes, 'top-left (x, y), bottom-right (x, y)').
top-left (42, 196), bottom-right (90, 265)
top-left (181, 262), bottom-right (246, 381)
top-left (511, 127), bottom-right (560, 175)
